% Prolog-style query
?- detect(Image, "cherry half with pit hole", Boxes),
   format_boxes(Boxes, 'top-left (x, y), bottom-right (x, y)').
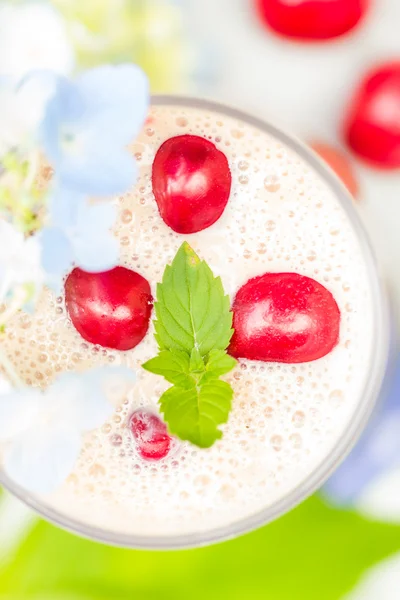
top-left (152, 134), bottom-right (232, 234)
top-left (229, 272), bottom-right (340, 363)
top-left (65, 266), bottom-right (153, 351)
top-left (129, 409), bottom-right (172, 461)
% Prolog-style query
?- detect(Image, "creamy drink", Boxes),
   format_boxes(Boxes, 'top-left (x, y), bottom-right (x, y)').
top-left (0, 98), bottom-right (387, 546)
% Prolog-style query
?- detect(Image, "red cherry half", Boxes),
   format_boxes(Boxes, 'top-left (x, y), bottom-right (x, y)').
top-left (255, 0), bottom-right (369, 41)
top-left (152, 134), bottom-right (232, 234)
top-left (344, 62), bottom-right (400, 169)
top-left (229, 272), bottom-right (340, 363)
top-left (65, 267), bottom-right (152, 351)
top-left (129, 410), bottom-right (171, 461)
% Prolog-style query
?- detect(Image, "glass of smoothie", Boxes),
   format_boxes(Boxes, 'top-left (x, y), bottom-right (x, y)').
top-left (0, 97), bottom-right (389, 548)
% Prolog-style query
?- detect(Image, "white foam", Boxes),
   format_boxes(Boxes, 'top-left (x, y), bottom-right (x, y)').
top-left (0, 104), bottom-right (374, 537)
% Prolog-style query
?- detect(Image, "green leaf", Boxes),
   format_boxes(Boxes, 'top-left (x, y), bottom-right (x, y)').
top-left (142, 350), bottom-right (192, 388)
top-left (160, 379), bottom-right (233, 448)
top-left (3, 495), bottom-right (400, 600)
top-left (189, 347), bottom-right (204, 372)
top-left (205, 350), bottom-right (237, 377)
top-left (154, 242), bottom-right (234, 355)
top-left (144, 242), bottom-right (237, 448)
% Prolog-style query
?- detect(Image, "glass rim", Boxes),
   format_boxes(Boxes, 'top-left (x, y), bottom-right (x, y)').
top-left (0, 94), bottom-right (391, 550)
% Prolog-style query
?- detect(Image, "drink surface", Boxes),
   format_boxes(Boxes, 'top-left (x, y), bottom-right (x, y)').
top-left (1, 103), bottom-right (374, 537)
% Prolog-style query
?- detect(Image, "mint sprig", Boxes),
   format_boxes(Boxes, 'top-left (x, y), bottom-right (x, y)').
top-left (142, 242), bottom-right (237, 448)
top-left (153, 242), bottom-right (233, 355)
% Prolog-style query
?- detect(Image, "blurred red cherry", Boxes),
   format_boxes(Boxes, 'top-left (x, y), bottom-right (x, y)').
top-left (311, 142), bottom-right (359, 198)
top-left (255, 0), bottom-right (369, 41)
top-left (344, 62), bottom-right (400, 169)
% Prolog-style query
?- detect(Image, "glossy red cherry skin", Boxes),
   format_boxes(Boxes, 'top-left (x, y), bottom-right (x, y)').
top-left (152, 134), bottom-right (232, 234)
top-left (229, 272), bottom-right (340, 363)
top-left (129, 410), bottom-right (172, 461)
top-left (255, 0), bottom-right (369, 41)
top-left (65, 267), bottom-right (152, 351)
top-left (344, 62), bottom-right (400, 169)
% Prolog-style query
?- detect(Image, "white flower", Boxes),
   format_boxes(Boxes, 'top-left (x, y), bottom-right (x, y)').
top-left (0, 367), bottom-right (135, 495)
top-left (0, 73), bottom-right (59, 158)
top-left (0, 3), bottom-right (74, 80)
top-left (0, 221), bottom-right (44, 302)
top-left (344, 552), bottom-right (400, 600)
top-left (0, 85), bottom-right (29, 157)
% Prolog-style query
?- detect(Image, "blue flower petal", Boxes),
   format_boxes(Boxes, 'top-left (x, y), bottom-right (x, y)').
top-left (49, 371), bottom-right (113, 432)
top-left (0, 390), bottom-right (42, 441)
top-left (40, 76), bottom-right (85, 164)
top-left (73, 231), bottom-right (119, 273)
top-left (58, 147), bottom-right (138, 196)
top-left (51, 368), bottom-right (136, 431)
top-left (48, 186), bottom-right (87, 228)
top-left (39, 65), bottom-right (147, 197)
top-left (324, 355), bottom-right (400, 506)
top-left (39, 227), bottom-right (73, 276)
top-left (4, 425), bottom-right (81, 495)
top-left (16, 70), bottom-right (61, 138)
top-left (75, 201), bottom-right (117, 236)
top-left (75, 64), bottom-right (149, 145)
top-left (70, 200), bottom-right (119, 272)
top-left (80, 367), bottom-right (136, 429)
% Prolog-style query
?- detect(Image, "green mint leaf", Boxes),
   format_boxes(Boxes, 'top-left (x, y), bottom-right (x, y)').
top-left (142, 350), bottom-right (192, 388)
top-left (144, 242), bottom-right (237, 449)
top-left (190, 347), bottom-right (204, 372)
top-left (159, 379), bottom-right (233, 448)
top-left (154, 242), bottom-right (234, 355)
top-left (205, 350), bottom-right (237, 377)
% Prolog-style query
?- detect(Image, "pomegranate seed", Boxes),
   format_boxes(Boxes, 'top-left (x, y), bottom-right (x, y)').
top-left (129, 410), bottom-right (171, 461)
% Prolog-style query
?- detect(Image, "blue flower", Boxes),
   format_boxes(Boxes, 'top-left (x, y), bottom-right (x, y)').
top-left (323, 355), bottom-right (400, 506)
top-left (0, 367), bottom-right (136, 495)
top-left (40, 187), bottom-right (119, 288)
top-left (40, 64), bottom-right (149, 196)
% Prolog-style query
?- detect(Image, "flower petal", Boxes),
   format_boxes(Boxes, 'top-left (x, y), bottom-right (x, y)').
top-left (48, 186), bottom-right (87, 229)
top-left (40, 75), bottom-right (84, 164)
top-left (0, 389), bottom-right (42, 441)
top-left (75, 201), bottom-right (117, 235)
top-left (16, 70), bottom-right (60, 136)
top-left (324, 357), bottom-right (400, 506)
top-left (48, 373), bottom-right (110, 433)
top-left (73, 232), bottom-right (119, 273)
top-left (0, 4), bottom-right (74, 80)
top-left (39, 226), bottom-right (73, 276)
top-left (12, 235), bottom-right (44, 286)
top-left (4, 425), bottom-right (81, 495)
top-left (71, 200), bottom-right (119, 272)
top-left (75, 64), bottom-right (149, 145)
top-left (80, 367), bottom-right (136, 428)
top-left (0, 221), bottom-right (24, 262)
top-left (58, 147), bottom-right (138, 196)
top-left (50, 368), bottom-right (135, 431)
